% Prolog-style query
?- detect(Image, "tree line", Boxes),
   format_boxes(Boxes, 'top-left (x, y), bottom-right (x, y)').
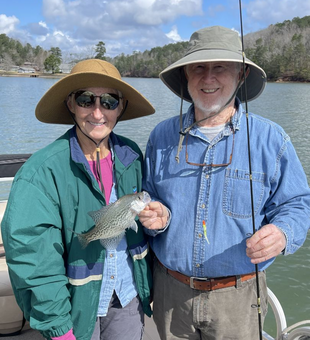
top-left (244, 16), bottom-right (310, 81)
top-left (0, 34), bottom-right (48, 71)
top-left (1, 15), bottom-right (310, 81)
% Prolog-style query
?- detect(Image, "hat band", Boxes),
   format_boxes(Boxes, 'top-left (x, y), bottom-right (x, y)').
top-left (185, 47), bottom-right (243, 58)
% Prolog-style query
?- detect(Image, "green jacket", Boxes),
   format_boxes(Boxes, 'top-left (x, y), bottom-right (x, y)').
top-left (1, 127), bottom-right (153, 340)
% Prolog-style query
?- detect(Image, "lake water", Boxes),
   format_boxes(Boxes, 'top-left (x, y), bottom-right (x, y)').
top-left (0, 76), bottom-right (310, 337)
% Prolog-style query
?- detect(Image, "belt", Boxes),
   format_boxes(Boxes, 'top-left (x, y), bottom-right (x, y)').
top-left (158, 261), bottom-right (256, 291)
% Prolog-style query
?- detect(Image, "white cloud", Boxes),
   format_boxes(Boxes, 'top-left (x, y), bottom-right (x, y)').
top-left (26, 22), bottom-right (49, 36)
top-left (35, 0), bottom-right (203, 56)
top-left (42, 0), bottom-right (67, 19)
top-left (123, 0), bottom-right (203, 25)
top-left (41, 0), bottom-right (202, 35)
top-left (0, 0), bottom-right (201, 57)
top-left (0, 14), bottom-right (19, 34)
top-left (38, 30), bottom-right (77, 51)
top-left (39, 21), bottom-right (48, 29)
top-left (166, 25), bottom-right (182, 42)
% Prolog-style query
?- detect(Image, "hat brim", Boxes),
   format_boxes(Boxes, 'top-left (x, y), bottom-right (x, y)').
top-left (36, 72), bottom-right (155, 124)
top-left (159, 49), bottom-right (267, 102)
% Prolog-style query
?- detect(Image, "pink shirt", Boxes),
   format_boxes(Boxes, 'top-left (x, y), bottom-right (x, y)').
top-left (88, 152), bottom-right (113, 203)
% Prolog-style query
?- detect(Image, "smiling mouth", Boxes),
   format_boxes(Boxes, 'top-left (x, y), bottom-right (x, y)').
top-left (89, 122), bottom-right (105, 126)
top-left (202, 88), bottom-right (218, 93)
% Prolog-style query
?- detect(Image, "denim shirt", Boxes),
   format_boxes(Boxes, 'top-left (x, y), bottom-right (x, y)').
top-left (70, 132), bottom-right (138, 316)
top-left (97, 182), bottom-right (138, 316)
top-left (143, 100), bottom-right (310, 278)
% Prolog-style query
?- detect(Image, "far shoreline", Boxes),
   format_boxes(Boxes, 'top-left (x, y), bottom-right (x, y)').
top-left (1, 70), bottom-right (310, 84)
top-left (0, 71), bottom-right (66, 79)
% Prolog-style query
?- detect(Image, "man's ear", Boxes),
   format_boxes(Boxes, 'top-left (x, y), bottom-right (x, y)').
top-left (239, 65), bottom-right (250, 82)
top-left (183, 66), bottom-right (189, 80)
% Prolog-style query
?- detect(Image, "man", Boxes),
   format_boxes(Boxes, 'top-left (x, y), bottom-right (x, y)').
top-left (139, 26), bottom-right (310, 340)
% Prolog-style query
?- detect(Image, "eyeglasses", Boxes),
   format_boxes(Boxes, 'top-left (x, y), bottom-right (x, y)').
top-left (185, 128), bottom-right (235, 167)
top-left (72, 90), bottom-right (122, 110)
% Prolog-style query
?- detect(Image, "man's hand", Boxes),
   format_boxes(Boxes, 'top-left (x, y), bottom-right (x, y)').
top-left (139, 202), bottom-right (169, 230)
top-left (246, 224), bottom-right (286, 264)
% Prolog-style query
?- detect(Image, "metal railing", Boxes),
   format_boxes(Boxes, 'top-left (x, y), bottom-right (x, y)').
top-left (264, 287), bottom-right (310, 340)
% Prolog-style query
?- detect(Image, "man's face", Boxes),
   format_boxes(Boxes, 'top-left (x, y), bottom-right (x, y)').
top-left (185, 61), bottom-right (242, 117)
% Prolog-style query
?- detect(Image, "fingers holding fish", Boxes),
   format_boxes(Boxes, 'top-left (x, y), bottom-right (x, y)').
top-left (139, 201), bottom-right (169, 230)
top-left (246, 223), bottom-right (287, 264)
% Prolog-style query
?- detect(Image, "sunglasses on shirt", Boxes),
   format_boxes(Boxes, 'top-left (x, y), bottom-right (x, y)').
top-left (72, 90), bottom-right (122, 110)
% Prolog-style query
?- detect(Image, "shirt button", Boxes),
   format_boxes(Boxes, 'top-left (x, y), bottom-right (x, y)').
top-left (110, 254), bottom-right (113, 257)
top-left (198, 233), bottom-right (202, 238)
top-left (201, 204), bottom-right (205, 209)
top-left (196, 264), bottom-right (200, 268)
top-left (110, 275), bottom-right (114, 279)
top-left (205, 174), bottom-right (209, 179)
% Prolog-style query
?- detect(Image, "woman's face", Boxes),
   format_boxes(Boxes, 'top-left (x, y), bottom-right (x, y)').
top-left (67, 87), bottom-right (123, 147)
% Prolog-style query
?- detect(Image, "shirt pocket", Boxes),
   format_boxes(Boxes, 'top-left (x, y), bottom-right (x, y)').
top-left (223, 168), bottom-right (266, 219)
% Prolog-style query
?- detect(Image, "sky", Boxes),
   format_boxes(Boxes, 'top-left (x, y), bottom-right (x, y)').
top-left (1, 0), bottom-right (310, 60)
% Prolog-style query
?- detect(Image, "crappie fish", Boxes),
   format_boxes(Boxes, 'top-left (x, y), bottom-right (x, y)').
top-left (76, 191), bottom-right (151, 249)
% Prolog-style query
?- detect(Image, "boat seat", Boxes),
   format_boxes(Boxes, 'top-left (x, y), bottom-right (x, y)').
top-left (0, 200), bottom-right (28, 335)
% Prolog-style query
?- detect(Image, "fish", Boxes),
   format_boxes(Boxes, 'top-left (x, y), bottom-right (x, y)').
top-left (75, 191), bottom-right (151, 249)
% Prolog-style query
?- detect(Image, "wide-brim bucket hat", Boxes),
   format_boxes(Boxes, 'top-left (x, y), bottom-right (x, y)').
top-left (36, 59), bottom-right (155, 124)
top-left (159, 26), bottom-right (267, 102)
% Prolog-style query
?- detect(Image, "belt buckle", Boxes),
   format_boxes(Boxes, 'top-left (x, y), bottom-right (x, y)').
top-left (189, 276), bottom-right (209, 289)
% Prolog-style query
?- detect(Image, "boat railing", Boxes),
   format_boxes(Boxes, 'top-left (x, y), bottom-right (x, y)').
top-left (0, 154), bottom-right (31, 180)
top-left (0, 177), bottom-right (14, 183)
top-left (263, 287), bottom-right (310, 340)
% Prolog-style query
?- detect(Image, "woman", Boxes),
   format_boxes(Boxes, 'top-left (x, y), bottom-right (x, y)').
top-left (1, 59), bottom-right (155, 340)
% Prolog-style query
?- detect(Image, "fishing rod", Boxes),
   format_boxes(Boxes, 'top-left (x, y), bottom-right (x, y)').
top-left (238, 1), bottom-right (263, 339)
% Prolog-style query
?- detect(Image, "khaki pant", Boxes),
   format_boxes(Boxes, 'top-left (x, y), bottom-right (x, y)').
top-left (152, 260), bottom-right (268, 340)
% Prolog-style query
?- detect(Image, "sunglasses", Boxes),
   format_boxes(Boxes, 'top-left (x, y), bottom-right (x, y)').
top-left (185, 128), bottom-right (235, 167)
top-left (72, 90), bottom-right (122, 110)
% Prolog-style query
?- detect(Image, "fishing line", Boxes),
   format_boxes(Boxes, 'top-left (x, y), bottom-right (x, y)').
top-left (238, 1), bottom-right (263, 339)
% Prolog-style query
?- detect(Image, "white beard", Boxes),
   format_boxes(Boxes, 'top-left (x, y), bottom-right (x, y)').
top-left (193, 100), bottom-right (222, 117)
top-left (188, 85), bottom-right (237, 119)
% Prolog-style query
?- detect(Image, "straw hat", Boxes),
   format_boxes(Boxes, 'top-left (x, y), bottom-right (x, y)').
top-left (36, 59), bottom-right (155, 124)
top-left (159, 26), bottom-right (267, 102)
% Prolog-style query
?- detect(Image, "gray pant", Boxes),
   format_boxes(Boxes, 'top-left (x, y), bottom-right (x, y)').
top-left (91, 292), bottom-right (144, 340)
top-left (153, 260), bottom-right (268, 340)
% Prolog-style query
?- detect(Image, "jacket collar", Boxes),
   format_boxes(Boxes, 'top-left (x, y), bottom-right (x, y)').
top-left (69, 126), bottom-right (139, 168)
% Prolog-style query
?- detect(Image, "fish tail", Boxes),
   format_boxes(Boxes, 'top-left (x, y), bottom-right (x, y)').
top-left (67, 227), bottom-right (77, 235)
top-left (67, 228), bottom-right (88, 248)
top-left (77, 234), bottom-right (89, 249)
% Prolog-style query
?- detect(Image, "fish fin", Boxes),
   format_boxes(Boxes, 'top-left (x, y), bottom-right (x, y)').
top-left (88, 204), bottom-right (112, 223)
top-left (129, 221), bottom-right (138, 233)
top-left (100, 232), bottom-right (125, 250)
top-left (88, 210), bottom-right (101, 223)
